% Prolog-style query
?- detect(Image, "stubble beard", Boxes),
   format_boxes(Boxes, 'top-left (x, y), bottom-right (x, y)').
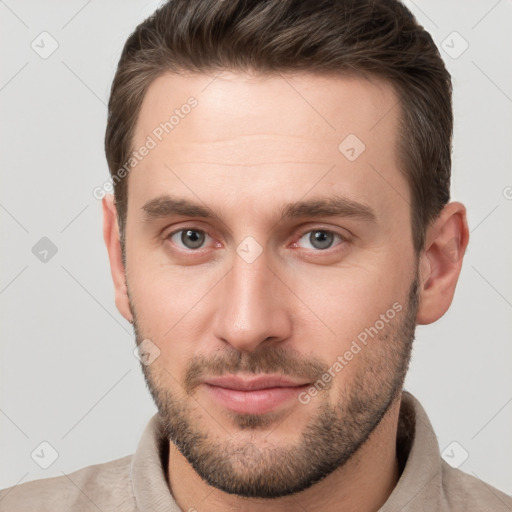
top-left (129, 274), bottom-right (420, 498)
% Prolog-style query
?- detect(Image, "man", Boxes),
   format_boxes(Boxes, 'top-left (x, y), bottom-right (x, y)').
top-left (1, 0), bottom-right (510, 510)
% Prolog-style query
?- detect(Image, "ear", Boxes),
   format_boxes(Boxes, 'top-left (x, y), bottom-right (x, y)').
top-left (102, 194), bottom-right (134, 324)
top-left (416, 201), bottom-right (470, 325)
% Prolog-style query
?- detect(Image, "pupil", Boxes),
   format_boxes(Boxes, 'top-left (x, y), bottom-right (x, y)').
top-left (311, 230), bottom-right (333, 250)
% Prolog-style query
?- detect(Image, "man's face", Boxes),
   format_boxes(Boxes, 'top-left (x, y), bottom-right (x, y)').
top-left (123, 71), bottom-right (419, 497)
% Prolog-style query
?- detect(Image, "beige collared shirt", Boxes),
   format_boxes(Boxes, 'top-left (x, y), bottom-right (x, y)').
top-left (1, 391), bottom-right (511, 511)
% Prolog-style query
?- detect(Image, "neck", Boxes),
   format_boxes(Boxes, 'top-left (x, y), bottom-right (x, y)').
top-left (167, 396), bottom-right (402, 512)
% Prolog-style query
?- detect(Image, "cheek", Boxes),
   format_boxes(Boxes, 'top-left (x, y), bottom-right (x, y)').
top-left (128, 240), bottom-right (201, 324)
top-left (128, 264), bottom-right (218, 367)
top-left (290, 271), bottom-right (411, 403)
top-left (293, 263), bottom-right (403, 333)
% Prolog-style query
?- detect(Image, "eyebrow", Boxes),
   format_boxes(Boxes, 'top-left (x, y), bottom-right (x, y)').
top-left (142, 196), bottom-right (216, 221)
top-left (280, 196), bottom-right (376, 223)
top-left (141, 194), bottom-right (377, 224)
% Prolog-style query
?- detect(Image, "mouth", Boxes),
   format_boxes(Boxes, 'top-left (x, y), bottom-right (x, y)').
top-left (202, 374), bottom-right (311, 415)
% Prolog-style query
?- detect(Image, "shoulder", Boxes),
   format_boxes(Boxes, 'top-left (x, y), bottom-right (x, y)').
top-left (441, 460), bottom-right (512, 511)
top-left (0, 455), bottom-right (136, 512)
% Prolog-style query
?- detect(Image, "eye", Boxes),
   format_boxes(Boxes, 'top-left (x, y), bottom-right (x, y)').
top-left (296, 229), bottom-right (347, 250)
top-left (168, 228), bottom-right (211, 250)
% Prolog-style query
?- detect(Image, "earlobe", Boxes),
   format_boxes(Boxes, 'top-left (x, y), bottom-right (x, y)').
top-left (416, 202), bottom-right (470, 325)
top-left (102, 194), bottom-right (134, 324)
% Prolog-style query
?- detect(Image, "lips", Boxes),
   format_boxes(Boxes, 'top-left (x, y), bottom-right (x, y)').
top-left (204, 374), bottom-right (311, 390)
top-left (202, 374), bottom-right (311, 415)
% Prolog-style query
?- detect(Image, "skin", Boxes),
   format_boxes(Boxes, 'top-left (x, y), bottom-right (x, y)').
top-left (103, 71), bottom-right (469, 511)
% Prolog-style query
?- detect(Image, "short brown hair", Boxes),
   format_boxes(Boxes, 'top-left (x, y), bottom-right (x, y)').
top-left (105, 0), bottom-right (452, 258)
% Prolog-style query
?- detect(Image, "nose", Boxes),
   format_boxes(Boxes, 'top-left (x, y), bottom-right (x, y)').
top-left (212, 250), bottom-right (293, 353)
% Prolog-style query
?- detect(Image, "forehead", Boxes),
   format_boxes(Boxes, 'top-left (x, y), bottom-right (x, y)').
top-left (134, 70), bottom-right (399, 154)
top-left (128, 70), bottom-right (408, 228)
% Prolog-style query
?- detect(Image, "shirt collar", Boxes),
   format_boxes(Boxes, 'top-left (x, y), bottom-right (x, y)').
top-left (130, 414), bottom-right (181, 512)
top-left (379, 390), bottom-right (443, 510)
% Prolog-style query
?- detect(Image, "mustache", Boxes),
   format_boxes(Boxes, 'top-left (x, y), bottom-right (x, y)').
top-left (183, 346), bottom-right (329, 393)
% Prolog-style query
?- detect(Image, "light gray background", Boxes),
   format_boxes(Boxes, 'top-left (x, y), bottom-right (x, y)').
top-left (1, 0), bottom-right (511, 497)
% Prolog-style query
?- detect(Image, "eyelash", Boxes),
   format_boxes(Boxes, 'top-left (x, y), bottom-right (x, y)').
top-left (165, 226), bottom-right (350, 253)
